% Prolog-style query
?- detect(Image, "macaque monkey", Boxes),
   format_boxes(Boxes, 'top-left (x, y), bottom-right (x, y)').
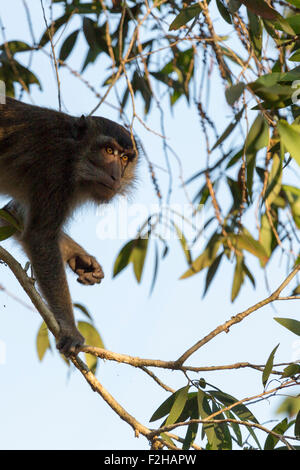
top-left (0, 97), bottom-right (138, 356)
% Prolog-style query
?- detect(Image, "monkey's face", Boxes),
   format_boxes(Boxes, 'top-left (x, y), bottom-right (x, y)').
top-left (80, 135), bottom-right (138, 203)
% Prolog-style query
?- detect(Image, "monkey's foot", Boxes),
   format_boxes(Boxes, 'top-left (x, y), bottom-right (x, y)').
top-left (68, 254), bottom-right (104, 285)
top-left (56, 329), bottom-right (85, 357)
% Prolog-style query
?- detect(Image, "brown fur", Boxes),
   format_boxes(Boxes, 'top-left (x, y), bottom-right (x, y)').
top-left (0, 97), bottom-right (138, 355)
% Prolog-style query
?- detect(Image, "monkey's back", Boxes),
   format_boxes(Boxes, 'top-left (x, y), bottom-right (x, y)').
top-left (0, 97), bottom-right (76, 203)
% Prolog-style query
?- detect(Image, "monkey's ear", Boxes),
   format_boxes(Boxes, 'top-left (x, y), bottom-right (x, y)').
top-left (72, 115), bottom-right (88, 140)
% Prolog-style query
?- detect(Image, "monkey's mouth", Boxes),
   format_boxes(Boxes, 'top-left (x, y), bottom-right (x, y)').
top-left (99, 181), bottom-right (121, 192)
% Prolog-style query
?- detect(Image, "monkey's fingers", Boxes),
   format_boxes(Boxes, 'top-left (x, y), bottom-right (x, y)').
top-left (68, 254), bottom-right (104, 285)
top-left (77, 269), bottom-right (103, 285)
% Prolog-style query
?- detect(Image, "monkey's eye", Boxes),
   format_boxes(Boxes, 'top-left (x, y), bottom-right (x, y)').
top-left (121, 155), bottom-right (128, 163)
top-left (106, 146), bottom-right (114, 154)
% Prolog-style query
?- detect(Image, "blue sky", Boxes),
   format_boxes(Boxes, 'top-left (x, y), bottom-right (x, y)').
top-left (0, 1), bottom-right (299, 450)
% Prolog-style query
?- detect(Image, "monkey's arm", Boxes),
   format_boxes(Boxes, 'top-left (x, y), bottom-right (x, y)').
top-left (1, 200), bottom-right (103, 285)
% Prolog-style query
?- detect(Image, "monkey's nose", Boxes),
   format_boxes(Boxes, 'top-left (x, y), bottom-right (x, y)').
top-left (109, 160), bottom-right (121, 183)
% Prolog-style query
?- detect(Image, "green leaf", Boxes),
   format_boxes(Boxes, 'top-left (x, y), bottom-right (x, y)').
top-left (264, 418), bottom-right (291, 450)
top-left (113, 240), bottom-right (136, 277)
top-left (231, 255), bottom-right (245, 301)
top-left (216, 0), bottom-right (232, 24)
top-left (289, 50), bottom-right (300, 62)
top-left (82, 17), bottom-right (98, 49)
top-left (36, 321), bottom-right (50, 361)
top-left (274, 15), bottom-right (299, 35)
top-left (160, 433), bottom-right (177, 448)
top-left (180, 234), bottom-right (221, 279)
top-left (69, 2), bottom-right (102, 14)
top-left (203, 253), bottom-right (223, 295)
top-left (240, 0), bottom-right (283, 21)
top-left (73, 303), bottom-right (94, 322)
top-left (209, 390), bottom-right (258, 423)
top-left (285, 0), bottom-right (300, 7)
top-left (169, 4), bottom-right (202, 31)
top-left (262, 343), bottom-right (279, 387)
top-left (130, 238), bottom-right (149, 283)
top-left (264, 153), bottom-right (282, 206)
top-left (0, 225), bottom-right (16, 241)
top-left (77, 321), bottom-right (104, 373)
top-left (277, 120), bottom-right (300, 167)
top-left (282, 185), bottom-right (300, 202)
top-left (210, 401), bottom-right (232, 449)
top-left (227, 0), bottom-right (242, 13)
top-left (225, 409), bottom-right (243, 446)
top-left (39, 13), bottom-right (70, 47)
top-left (259, 213), bottom-right (273, 258)
top-left (211, 110), bottom-right (244, 151)
top-left (165, 385), bottom-right (190, 426)
top-left (295, 411), bottom-right (300, 437)
top-left (277, 396), bottom-right (300, 416)
top-left (281, 364), bottom-right (300, 378)
top-left (173, 223), bottom-right (192, 266)
top-left (197, 390), bottom-right (223, 449)
top-left (248, 11), bottom-right (262, 59)
top-left (77, 321), bottom-right (104, 348)
top-left (0, 209), bottom-right (22, 231)
top-left (182, 398), bottom-right (199, 449)
top-left (242, 260), bottom-right (256, 287)
top-left (182, 421), bottom-right (198, 450)
top-left (149, 241), bottom-right (159, 295)
top-left (59, 29), bottom-right (79, 62)
top-left (245, 115), bottom-right (269, 199)
top-left (246, 114), bottom-right (269, 153)
top-left (225, 82), bottom-right (245, 105)
top-left (225, 232), bottom-right (269, 266)
top-left (150, 388), bottom-right (187, 423)
top-left (274, 317), bottom-right (300, 336)
top-left (0, 40), bottom-right (33, 54)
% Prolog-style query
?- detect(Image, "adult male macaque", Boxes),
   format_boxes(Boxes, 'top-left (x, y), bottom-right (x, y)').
top-left (0, 97), bottom-right (138, 356)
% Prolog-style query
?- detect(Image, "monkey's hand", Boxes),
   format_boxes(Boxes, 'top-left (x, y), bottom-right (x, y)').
top-left (68, 254), bottom-right (104, 285)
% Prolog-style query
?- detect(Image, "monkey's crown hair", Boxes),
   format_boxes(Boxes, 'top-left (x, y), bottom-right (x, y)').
top-left (92, 116), bottom-right (136, 151)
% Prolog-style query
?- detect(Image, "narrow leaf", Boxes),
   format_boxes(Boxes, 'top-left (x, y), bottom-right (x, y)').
top-left (197, 390), bottom-right (223, 450)
top-left (77, 321), bottom-right (105, 373)
top-left (203, 253), bottom-right (223, 296)
top-left (231, 255), bottom-right (245, 301)
top-left (264, 418), bottom-right (291, 450)
top-left (278, 120), bottom-right (300, 167)
top-left (59, 29), bottom-right (79, 62)
top-left (262, 343), bottom-right (279, 387)
top-left (0, 225), bottom-right (16, 241)
top-left (274, 317), bottom-right (300, 336)
top-left (226, 233), bottom-right (269, 266)
top-left (169, 4), bottom-right (202, 31)
top-left (150, 390), bottom-right (180, 422)
top-left (165, 386), bottom-right (190, 426)
top-left (36, 321), bottom-right (50, 361)
top-left (295, 411), bottom-right (300, 437)
top-left (113, 240), bottom-right (135, 277)
top-left (0, 209), bottom-right (22, 230)
top-left (130, 238), bottom-right (148, 283)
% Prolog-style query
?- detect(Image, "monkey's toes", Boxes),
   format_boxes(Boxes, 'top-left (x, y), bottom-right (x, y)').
top-left (56, 331), bottom-right (84, 357)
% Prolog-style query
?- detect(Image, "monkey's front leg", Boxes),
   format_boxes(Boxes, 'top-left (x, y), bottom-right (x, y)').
top-left (22, 229), bottom-right (84, 356)
top-left (60, 233), bottom-right (104, 285)
top-left (1, 200), bottom-right (104, 286)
